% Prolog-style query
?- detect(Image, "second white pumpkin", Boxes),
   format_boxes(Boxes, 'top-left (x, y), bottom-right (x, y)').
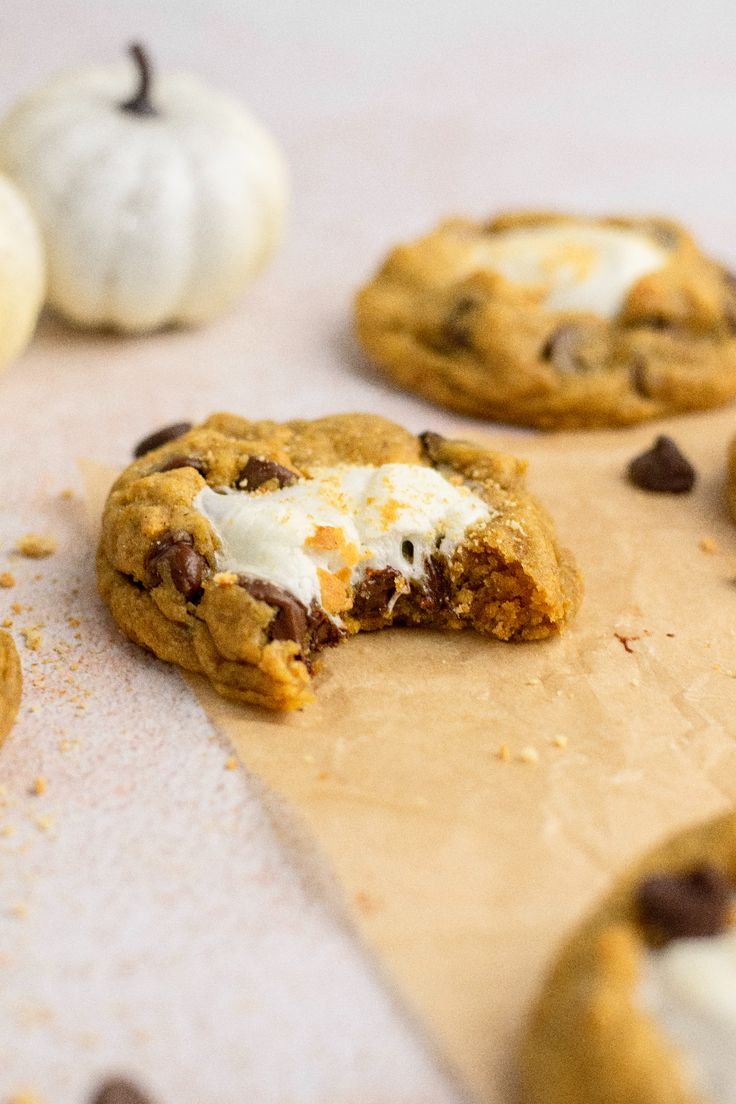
top-left (0, 47), bottom-right (288, 333)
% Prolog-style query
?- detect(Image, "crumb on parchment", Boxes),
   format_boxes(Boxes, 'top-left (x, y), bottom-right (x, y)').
top-left (0, 572), bottom-right (16, 588)
top-left (15, 534), bottom-right (57, 559)
top-left (31, 777), bottom-right (46, 797)
top-left (20, 627), bottom-right (43, 652)
top-left (518, 746), bottom-right (540, 765)
top-left (699, 536), bottom-right (719, 554)
top-left (496, 744), bottom-right (511, 762)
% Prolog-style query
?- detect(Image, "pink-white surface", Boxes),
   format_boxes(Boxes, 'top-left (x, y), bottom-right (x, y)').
top-left (1, 2), bottom-right (736, 1101)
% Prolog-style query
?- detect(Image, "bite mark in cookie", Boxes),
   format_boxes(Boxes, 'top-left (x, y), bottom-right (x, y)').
top-left (97, 413), bottom-right (582, 710)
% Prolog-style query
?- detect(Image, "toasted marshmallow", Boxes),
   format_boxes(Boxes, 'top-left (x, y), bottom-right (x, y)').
top-left (462, 222), bottom-right (669, 319)
top-left (195, 464), bottom-right (492, 611)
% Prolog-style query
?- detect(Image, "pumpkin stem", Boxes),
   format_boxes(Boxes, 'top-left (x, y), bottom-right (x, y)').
top-left (120, 42), bottom-right (158, 117)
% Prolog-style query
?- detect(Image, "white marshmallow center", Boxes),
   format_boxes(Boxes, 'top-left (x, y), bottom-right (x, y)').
top-left (639, 928), bottom-right (736, 1103)
top-left (194, 463), bottom-right (492, 610)
top-left (464, 223), bottom-right (669, 319)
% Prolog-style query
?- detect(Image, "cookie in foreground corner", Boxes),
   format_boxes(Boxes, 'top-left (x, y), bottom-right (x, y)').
top-left (97, 413), bottom-right (581, 711)
top-left (521, 811), bottom-right (736, 1104)
top-left (355, 211), bottom-right (736, 430)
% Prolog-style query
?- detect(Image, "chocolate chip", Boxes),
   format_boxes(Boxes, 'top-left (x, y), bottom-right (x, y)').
top-left (158, 455), bottom-right (207, 476)
top-left (629, 360), bottom-right (652, 398)
top-left (239, 576), bottom-right (307, 643)
top-left (307, 605), bottom-right (344, 649)
top-left (419, 431), bottom-right (445, 462)
top-left (90, 1078), bottom-right (153, 1104)
top-left (237, 456), bottom-right (298, 492)
top-left (353, 567), bottom-right (402, 618)
top-left (637, 864), bottom-right (732, 940)
top-left (146, 531), bottom-right (205, 599)
top-left (442, 295), bottom-right (479, 349)
top-left (627, 435), bottom-right (696, 493)
top-left (416, 554), bottom-right (450, 614)
top-left (541, 325), bottom-right (591, 374)
top-left (133, 421), bottom-right (192, 458)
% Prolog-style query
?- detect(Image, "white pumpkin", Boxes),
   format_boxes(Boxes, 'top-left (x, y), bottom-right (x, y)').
top-left (0, 44), bottom-right (288, 333)
top-left (0, 172), bottom-right (45, 369)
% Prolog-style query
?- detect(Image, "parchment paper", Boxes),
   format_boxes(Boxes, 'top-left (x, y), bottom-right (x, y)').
top-left (83, 405), bottom-right (736, 1103)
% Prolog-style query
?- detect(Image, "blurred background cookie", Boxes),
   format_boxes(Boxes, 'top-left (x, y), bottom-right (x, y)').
top-left (356, 211), bottom-right (736, 430)
top-left (521, 810), bottom-right (736, 1104)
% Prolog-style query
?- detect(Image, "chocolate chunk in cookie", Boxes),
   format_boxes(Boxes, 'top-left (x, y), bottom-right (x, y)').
top-left (90, 1079), bottom-right (154, 1104)
top-left (637, 863), bottom-right (732, 940)
top-left (147, 531), bottom-right (205, 599)
top-left (627, 435), bottom-right (696, 493)
top-left (238, 576), bottom-right (307, 643)
top-left (133, 421), bottom-right (192, 458)
top-left (158, 454), bottom-right (208, 476)
top-left (237, 456), bottom-right (298, 491)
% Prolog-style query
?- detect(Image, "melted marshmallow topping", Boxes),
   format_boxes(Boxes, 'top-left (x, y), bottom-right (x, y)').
top-left (639, 929), bottom-right (736, 1103)
top-left (460, 223), bottom-right (669, 319)
top-left (195, 464), bottom-right (492, 611)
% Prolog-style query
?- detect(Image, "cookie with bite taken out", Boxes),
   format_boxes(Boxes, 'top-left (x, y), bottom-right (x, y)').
top-left (97, 413), bottom-right (581, 710)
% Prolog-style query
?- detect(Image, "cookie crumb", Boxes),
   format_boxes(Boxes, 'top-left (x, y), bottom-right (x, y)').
top-left (224, 756), bottom-right (238, 770)
top-left (20, 627), bottom-right (43, 652)
top-left (519, 746), bottom-right (539, 764)
top-left (699, 536), bottom-right (719, 554)
top-left (34, 815), bottom-right (54, 833)
top-left (496, 743), bottom-right (511, 762)
top-left (552, 735), bottom-right (568, 749)
top-left (0, 825), bottom-right (16, 837)
top-left (31, 777), bottom-right (46, 797)
top-left (0, 572), bottom-right (16, 588)
top-left (15, 534), bottom-right (57, 559)
top-left (60, 488), bottom-right (75, 500)
top-left (8, 902), bottom-right (28, 919)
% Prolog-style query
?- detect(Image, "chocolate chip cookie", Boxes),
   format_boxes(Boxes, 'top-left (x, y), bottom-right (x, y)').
top-left (355, 211), bottom-right (736, 429)
top-left (521, 811), bottom-right (736, 1104)
top-left (97, 413), bottom-right (582, 710)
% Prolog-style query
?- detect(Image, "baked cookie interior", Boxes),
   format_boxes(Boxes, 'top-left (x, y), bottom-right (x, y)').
top-left (97, 414), bottom-right (581, 710)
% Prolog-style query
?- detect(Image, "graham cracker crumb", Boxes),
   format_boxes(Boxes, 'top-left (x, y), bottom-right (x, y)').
top-left (8, 1092), bottom-right (44, 1104)
top-left (552, 735), bottom-right (568, 749)
top-left (8, 903), bottom-right (28, 919)
top-left (699, 536), bottom-right (719, 554)
top-left (496, 743), bottom-right (511, 762)
top-left (60, 488), bottom-right (75, 499)
top-left (224, 757), bottom-right (238, 770)
top-left (214, 571), bottom-right (238, 587)
top-left (2, 618), bottom-right (12, 628)
top-left (0, 572), bottom-right (16, 588)
top-left (31, 777), bottom-right (47, 797)
top-left (15, 533), bottom-right (57, 559)
top-left (0, 825), bottom-right (17, 837)
top-left (518, 746), bottom-right (540, 764)
top-left (34, 815), bottom-right (54, 833)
